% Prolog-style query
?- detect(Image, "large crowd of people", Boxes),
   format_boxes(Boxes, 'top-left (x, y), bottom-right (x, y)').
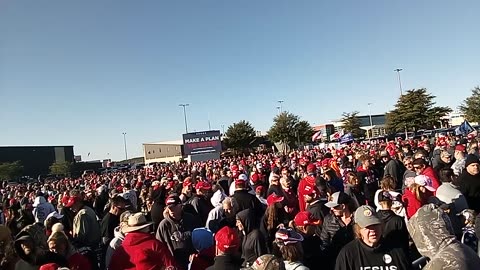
top-left (1, 133), bottom-right (480, 270)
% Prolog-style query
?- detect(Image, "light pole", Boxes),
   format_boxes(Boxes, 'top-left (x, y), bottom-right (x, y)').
top-left (394, 68), bottom-right (403, 96)
top-left (122, 132), bottom-right (128, 160)
top-left (179, 104), bottom-right (189, 133)
top-left (221, 124), bottom-right (225, 134)
top-left (277, 100), bottom-right (284, 113)
top-left (368, 103), bottom-right (373, 138)
top-left (276, 106), bottom-right (281, 114)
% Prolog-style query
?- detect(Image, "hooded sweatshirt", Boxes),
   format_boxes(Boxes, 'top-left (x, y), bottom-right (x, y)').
top-left (236, 209), bottom-right (267, 267)
top-left (408, 204), bottom-right (480, 270)
top-left (32, 196), bottom-right (56, 224)
top-left (205, 190), bottom-right (226, 232)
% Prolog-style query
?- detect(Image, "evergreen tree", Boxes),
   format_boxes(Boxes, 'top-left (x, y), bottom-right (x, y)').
top-left (224, 120), bottom-right (256, 152)
top-left (459, 86), bottom-right (480, 123)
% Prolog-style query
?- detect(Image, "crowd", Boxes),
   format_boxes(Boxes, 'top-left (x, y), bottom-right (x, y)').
top-left (1, 133), bottom-right (480, 270)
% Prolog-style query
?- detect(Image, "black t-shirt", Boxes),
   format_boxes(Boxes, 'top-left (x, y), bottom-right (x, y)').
top-left (100, 212), bottom-right (120, 245)
top-left (335, 238), bottom-right (412, 270)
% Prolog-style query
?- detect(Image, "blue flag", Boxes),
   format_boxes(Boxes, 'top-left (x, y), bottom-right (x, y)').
top-left (340, 133), bottom-right (354, 144)
top-left (455, 120), bottom-right (474, 136)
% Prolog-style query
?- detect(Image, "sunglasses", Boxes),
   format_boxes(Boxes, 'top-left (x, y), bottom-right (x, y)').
top-left (413, 166), bottom-right (422, 170)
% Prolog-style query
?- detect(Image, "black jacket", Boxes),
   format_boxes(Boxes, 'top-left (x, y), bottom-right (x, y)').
top-left (232, 189), bottom-right (262, 217)
top-left (335, 239), bottom-right (412, 270)
top-left (187, 195), bottom-right (214, 224)
top-left (237, 209), bottom-right (267, 267)
top-left (378, 209), bottom-right (409, 253)
top-left (206, 254), bottom-right (243, 270)
top-left (320, 214), bottom-right (355, 269)
top-left (459, 171), bottom-right (480, 213)
top-left (302, 233), bottom-right (323, 269)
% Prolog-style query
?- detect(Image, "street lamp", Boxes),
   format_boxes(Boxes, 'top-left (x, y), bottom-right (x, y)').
top-left (277, 100), bottom-right (284, 113)
top-left (394, 68), bottom-right (403, 96)
top-left (368, 103), bottom-right (373, 138)
top-left (179, 104), bottom-right (190, 133)
top-left (122, 132), bottom-right (128, 160)
top-left (276, 106), bottom-right (281, 114)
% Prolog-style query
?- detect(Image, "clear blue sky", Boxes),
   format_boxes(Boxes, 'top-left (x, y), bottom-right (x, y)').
top-left (1, 1), bottom-right (479, 161)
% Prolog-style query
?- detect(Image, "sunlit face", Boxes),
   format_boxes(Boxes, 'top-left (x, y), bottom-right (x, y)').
top-left (331, 204), bottom-right (345, 217)
top-left (223, 203), bottom-right (234, 218)
top-left (236, 219), bottom-right (244, 231)
top-left (360, 224), bottom-right (382, 247)
top-left (441, 154), bottom-right (451, 164)
top-left (280, 177), bottom-right (291, 189)
top-left (167, 203), bottom-right (182, 220)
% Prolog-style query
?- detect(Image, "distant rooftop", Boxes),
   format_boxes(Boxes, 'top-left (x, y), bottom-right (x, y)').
top-left (143, 140), bottom-right (183, 145)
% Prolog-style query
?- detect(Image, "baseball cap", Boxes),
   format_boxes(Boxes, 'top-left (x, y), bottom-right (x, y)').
top-left (250, 254), bottom-right (285, 270)
top-left (195, 181), bottom-right (212, 190)
top-left (299, 184), bottom-right (319, 197)
top-left (294, 211), bottom-right (320, 227)
top-left (325, 192), bottom-right (351, 208)
top-left (215, 226), bottom-right (240, 253)
top-left (354, 205), bottom-right (382, 228)
top-left (414, 175), bottom-right (436, 192)
top-left (266, 193), bottom-right (284, 206)
top-left (64, 196), bottom-right (82, 208)
top-left (455, 144), bottom-right (466, 152)
top-left (377, 191), bottom-right (393, 202)
top-left (274, 228), bottom-right (304, 246)
top-left (237, 174), bottom-right (248, 181)
top-left (182, 177), bottom-right (193, 188)
top-left (306, 163), bottom-right (316, 173)
top-left (165, 194), bottom-right (181, 206)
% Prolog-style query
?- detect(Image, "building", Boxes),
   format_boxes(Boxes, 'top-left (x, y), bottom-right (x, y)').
top-left (0, 146), bottom-right (74, 177)
top-left (313, 124), bottom-right (336, 140)
top-left (143, 140), bottom-right (184, 164)
top-left (440, 111), bottom-right (477, 127)
top-left (328, 114), bottom-right (387, 138)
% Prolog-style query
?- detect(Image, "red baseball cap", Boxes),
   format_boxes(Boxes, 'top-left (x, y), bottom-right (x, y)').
top-left (299, 184), bottom-right (319, 197)
top-left (215, 226), bottom-right (240, 253)
top-left (294, 211), bottom-right (321, 226)
top-left (455, 144), bottom-right (466, 152)
top-left (321, 158), bottom-right (330, 168)
top-left (267, 193), bottom-right (284, 206)
top-left (64, 196), bottom-right (81, 208)
top-left (195, 181), bottom-right (212, 190)
top-left (306, 163), bottom-right (316, 173)
top-left (183, 177), bottom-right (193, 188)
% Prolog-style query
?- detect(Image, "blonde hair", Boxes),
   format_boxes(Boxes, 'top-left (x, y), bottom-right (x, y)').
top-left (380, 176), bottom-right (395, 191)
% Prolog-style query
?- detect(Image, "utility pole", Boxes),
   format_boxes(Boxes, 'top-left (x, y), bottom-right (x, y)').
top-left (122, 132), bottom-right (128, 160)
top-left (277, 100), bottom-right (284, 113)
top-left (179, 104), bottom-right (190, 133)
top-left (394, 68), bottom-right (403, 96)
top-left (368, 103), bottom-right (373, 139)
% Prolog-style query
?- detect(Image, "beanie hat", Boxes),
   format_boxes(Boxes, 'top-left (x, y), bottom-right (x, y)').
top-left (465, 154), bottom-right (479, 167)
top-left (215, 226), bottom-right (239, 253)
top-left (191, 228), bottom-right (214, 252)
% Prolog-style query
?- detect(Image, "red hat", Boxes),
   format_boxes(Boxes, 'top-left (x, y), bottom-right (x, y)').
top-left (255, 186), bottom-right (264, 194)
top-left (215, 226), bottom-right (240, 253)
top-left (455, 144), bottom-right (466, 152)
top-left (64, 196), bottom-right (82, 208)
top-left (231, 165), bottom-right (239, 172)
top-left (60, 195), bottom-right (70, 205)
top-left (166, 181), bottom-right (175, 190)
top-left (165, 194), bottom-right (181, 206)
top-left (40, 263), bottom-right (61, 270)
top-left (294, 211), bottom-right (321, 227)
top-left (195, 181), bottom-right (212, 190)
top-left (183, 177), bottom-right (193, 188)
top-left (234, 179), bottom-right (246, 187)
top-left (299, 184), bottom-right (319, 197)
top-left (321, 158), bottom-right (330, 168)
top-left (250, 174), bottom-right (260, 184)
top-left (267, 193), bottom-right (284, 206)
top-left (306, 163), bottom-right (316, 173)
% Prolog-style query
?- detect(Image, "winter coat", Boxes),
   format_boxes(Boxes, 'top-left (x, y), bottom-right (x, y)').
top-left (236, 209), bottom-right (267, 267)
top-left (377, 209), bottom-right (409, 253)
top-left (356, 166), bottom-right (379, 206)
top-left (383, 159), bottom-right (405, 188)
top-left (459, 171), bottom-right (480, 213)
top-left (32, 196), bottom-right (56, 224)
top-left (408, 204), bottom-right (480, 270)
top-left (109, 231), bottom-right (178, 270)
top-left (231, 189), bottom-right (263, 219)
top-left (298, 175), bottom-right (316, 212)
top-left (319, 213), bottom-right (355, 269)
top-left (205, 254), bottom-right (242, 270)
top-left (187, 195), bottom-right (214, 225)
top-left (105, 226), bottom-right (125, 268)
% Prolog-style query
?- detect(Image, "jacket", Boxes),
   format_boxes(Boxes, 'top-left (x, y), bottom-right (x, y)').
top-left (236, 209), bottom-right (267, 267)
top-left (402, 189), bottom-right (424, 219)
top-left (105, 226), bottom-right (125, 268)
top-left (205, 254), bottom-right (242, 270)
top-left (408, 204), bottom-right (480, 270)
top-left (320, 213), bottom-right (355, 269)
top-left (72, 205), bottom-right (101, 248)
top-left (232, 190), bottom-right (262, 217)
top-left (298, 175), bottom-right (316, 212)
top-left (156, 211), bottom-right (201, 269)
top-left (32, 196), bottom-right (56, 224)
top-left (187, 195), bottom-right (214, 225)
top-left (356, 166), bottom-right (379, 206)
top-left (377, 209), bottom-right (409, 252)
top-left (459, 171), bottom-right (480, 213)
top-left (109, 231), bottom-right (178, 270)
top-left (383, 159), bottom-right (405, 188)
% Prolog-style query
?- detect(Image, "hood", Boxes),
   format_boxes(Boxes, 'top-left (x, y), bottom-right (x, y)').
top-left (192, 228), bottom-right (214, 251)
top-left (14, 224), bottom-right (48, 264)
top-left (210, 190), bottom-right (226, 207)
top-left (407, 203), bottom-right (457, 258)
top-left (113, 226), bottom-right (125, 241)
top-left (122, 231), bottom-right (154, 247)
top-left (378, 210), bottom-right (397, 223)
top-left (33, 196), bottom-right (46, 207)
top-left (236, 209), bottom-right (256, 235)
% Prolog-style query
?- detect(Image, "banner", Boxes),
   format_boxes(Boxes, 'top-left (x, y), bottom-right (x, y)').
top-left (183, 130), bottom-right (222, 162)
top-left (340, 133), bottom-right (354, 144)
top-left (455, 120), bottom-right (475, 136)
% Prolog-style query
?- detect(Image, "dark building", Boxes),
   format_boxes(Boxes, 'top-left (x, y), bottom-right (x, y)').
top-left (0, 146), bottom-right (74, 177)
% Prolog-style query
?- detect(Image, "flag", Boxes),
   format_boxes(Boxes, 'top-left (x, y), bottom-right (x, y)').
top-left (329, 129), bottom-right (344, 141)
top-left (455, 120), bottom-right (475, 136)
top-left (87, 152), bottom-right (91, 157)
top-left (312, 130), bottom-right (322, 142)
top-left (340, 133), bottom-right (354, 144)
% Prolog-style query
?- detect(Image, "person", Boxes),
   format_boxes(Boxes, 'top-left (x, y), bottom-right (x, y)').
top-left (189, 228), bottom-right (215, 270)
top-left (408, 204), bottom-right (480, 270)
top-left (156, 194), bottom-right (202, 270)
top-left (452, 144), bottom-right (467, 176)
top-left (335, 205), bottom-right (412, 270)
top-left (380, 150), bottom-right (404, 189)
top-left (236, 208), bottom-right (267, 267)
top-left (278, 176), bottom-right (300, 220)
top-left (260, 193), bottom-right (288, 253)
top-left (14, 224), bottom-right (68, 270)
top-left (205, 189), bottom-right (227, 233)
top-left (458, 209), bottom-right (478, 253)
top-left (47, 230), bottom-right (92, 270)
top-left (301, 184), bottom-right (329, 223)
top-left (402, 156), bottom-right (417, 191)
top-left (267, 174), bottom-right (283, 197)
top-left (343, 172), bottom-right (365, 209)
top-left (44, 211), bottom-right (65, 237)
top-left (373, 176), bottom-right (404, 216)
top-left (105, 211), bottom-right (131, 268)
top-left (436, 168), bottom-right (468, 212)
top-left (32, 194), bottom-right (56, 224)
top-left (293, 211), bottom-right (322, 269)
top-left (320, 192), bottom-right (355, 270)
top-left (100, 194), bottom-right (130, 252)
top-left (412, 158), bottom-right (440, 190)
top-left (121, 183), bottom-right (138, 211)
top-left (231, 176), bottom-right (263, 217)
top-left (356, 155), bottom-right (379, 207)
top-left (0, 225), bottom-right (18, 270)
top-left (206, 226), bottom-right (242, 270)
top-left (459, 154), bottom-right (480, 213)
top-left (274, 228), bottom-right (309, 270)
top-left (109, 212), bottom-right (178, 270)
top-left (434, 150), bottom-right (454, 175)
top-left (187, 181), bottom-right (214, 224)
top-left (403, 175), bottom-right (436, 219)
top-left (297, 163), bottom-right (318, 212)
top-left (376, 191), bottom-right (409, 253)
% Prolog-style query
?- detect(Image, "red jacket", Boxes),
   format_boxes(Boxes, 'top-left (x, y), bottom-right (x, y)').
top-left (189, 246), bottom-right (215, 270)
top-left (109, 231), bottom-right (178, 270)
top-left (67, 252), bottom-right (91, 270)
top-left (298, 175), bottom-right (316, 212)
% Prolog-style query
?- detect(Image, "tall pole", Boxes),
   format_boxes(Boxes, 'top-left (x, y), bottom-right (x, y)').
top-left (276, 106), bottom-right (281, 114)
top-left (394, 68), bottom-right (403, 96)
top-left (221, 124), bottom-right (225, 134)
top-left (368, 103), bottom-right (373, 139)
top-left (179, 104), bottom-right (189, 133)
top-left (277, 100), bottom-right (284, 113)
top-left (122, 132), bottom-right (128, 160)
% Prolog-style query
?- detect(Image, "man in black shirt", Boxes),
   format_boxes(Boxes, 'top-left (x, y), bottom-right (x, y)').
top-left (335, 205), bottom-right (412, 270)
top-left (100, 194), bottom-right (129, 246)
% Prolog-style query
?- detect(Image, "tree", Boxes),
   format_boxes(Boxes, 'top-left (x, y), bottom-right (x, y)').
top-left (340, 111), bottom-right (365, 139)
top-left (224, 120), bottom-right (257, 151)
top-left (459, 86), bottom-right (480, 123)
top-left (386, 88), bottom-right (451, 132)
top-left (268, 111), bottom-right (314, 150)
top-left (49, 161), bottom-right (73, 176)
top-left (0, 161), bottom-right (24, 180)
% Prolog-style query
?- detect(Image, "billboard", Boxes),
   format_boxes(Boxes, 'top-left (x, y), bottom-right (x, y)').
top-left (182, 130), bottom-right (222, 162)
